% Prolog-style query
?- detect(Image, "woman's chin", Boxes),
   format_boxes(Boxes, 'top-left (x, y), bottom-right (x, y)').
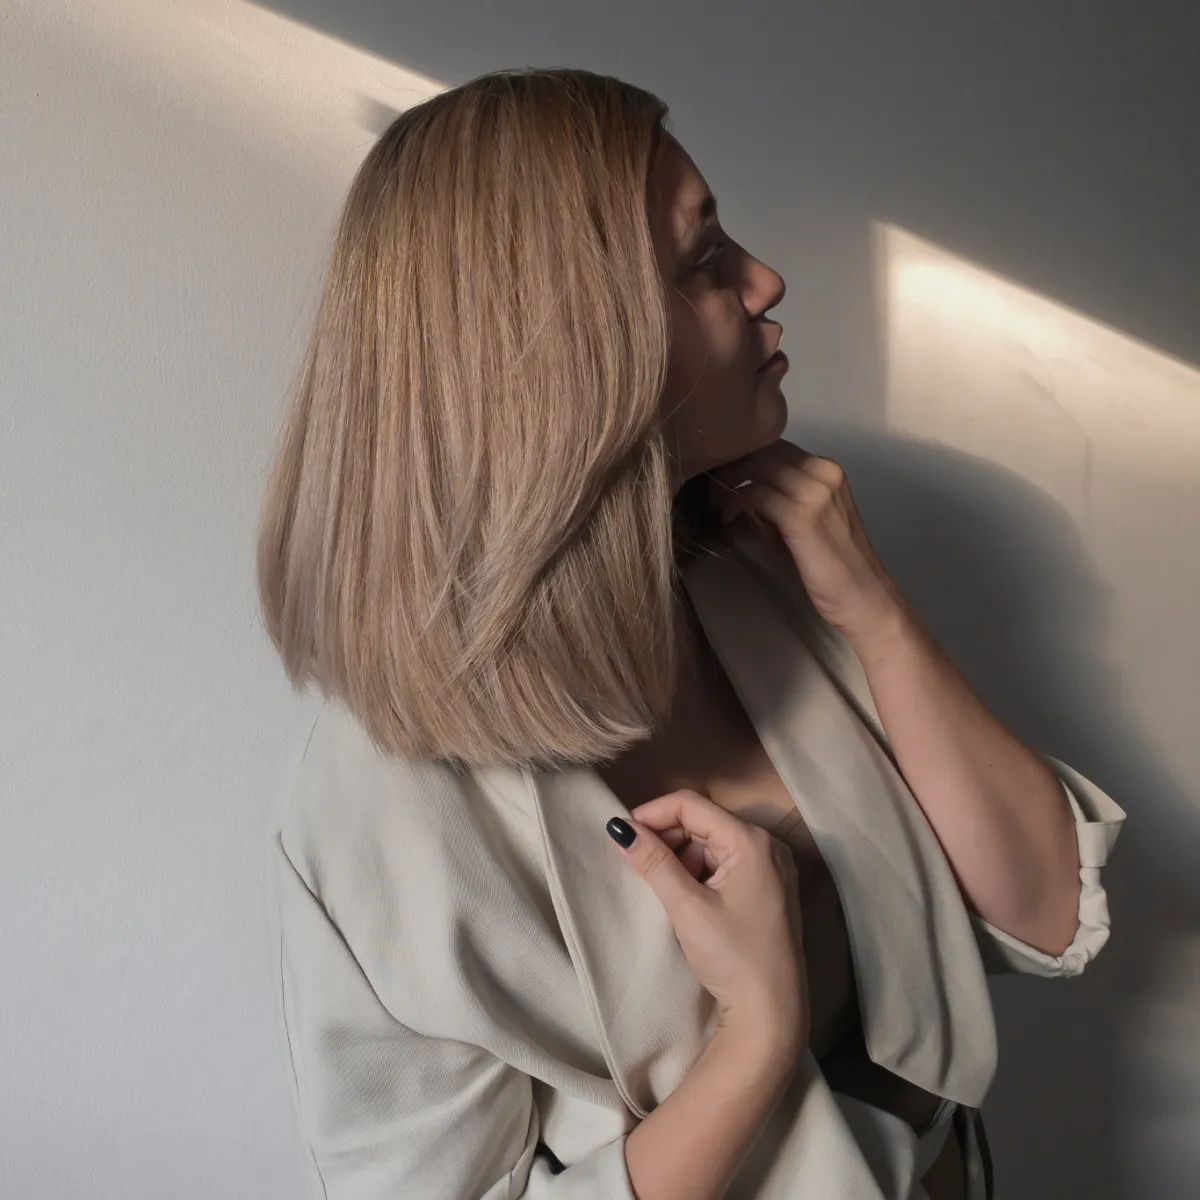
top-left (755, 388), bottom-right (790, 443)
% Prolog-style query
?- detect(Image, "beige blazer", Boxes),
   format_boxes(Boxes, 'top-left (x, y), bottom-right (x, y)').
top-left (264, 524), bottom-right (1125, 1199)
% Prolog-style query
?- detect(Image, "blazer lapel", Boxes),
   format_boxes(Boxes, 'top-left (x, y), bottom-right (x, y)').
top-left (528, 762), bottom-right (718, 1119)
top-left (683, 536), bottom-right (998, 1108)
top-left (525, 529), bottom-right (998, 1116)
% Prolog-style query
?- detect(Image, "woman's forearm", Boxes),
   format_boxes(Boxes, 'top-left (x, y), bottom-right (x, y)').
top-left (624, 1022), bottom-right (802, 1200)
top-left (847, 594), bottom-right (1081, 956)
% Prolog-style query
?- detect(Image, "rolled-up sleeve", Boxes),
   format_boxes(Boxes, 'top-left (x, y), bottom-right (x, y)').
top-left (266, 835), bottom-right (637, 1200)
top-left (970, 756), bottom-right (1126, 977)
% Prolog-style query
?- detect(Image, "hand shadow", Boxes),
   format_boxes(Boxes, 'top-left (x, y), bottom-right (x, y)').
top-left (791, 420), bottom-right (1200, 1200)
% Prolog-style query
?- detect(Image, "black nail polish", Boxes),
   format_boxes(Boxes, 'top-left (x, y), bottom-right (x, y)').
top-left (606, 817), bottom-right (636, 847)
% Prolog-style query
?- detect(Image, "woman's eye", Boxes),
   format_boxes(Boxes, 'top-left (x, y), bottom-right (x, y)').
top-left (697, 238), bottom-right (729, 278)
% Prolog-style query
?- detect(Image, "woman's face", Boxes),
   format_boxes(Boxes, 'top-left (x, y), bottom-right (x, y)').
top-left (648, 132), bottom-right (789, 494)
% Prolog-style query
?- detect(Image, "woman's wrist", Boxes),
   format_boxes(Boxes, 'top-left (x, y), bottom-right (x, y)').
top-left (711, 1007), bottom-right (807, 1080)
top-left (624, 1009), bottom-right (806, 1200)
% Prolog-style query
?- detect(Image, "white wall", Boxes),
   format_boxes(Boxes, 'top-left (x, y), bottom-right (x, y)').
top-left (1, 3), bottom-right (437, 1196)
top-left (3, 2), bottom-right (1197, 1197)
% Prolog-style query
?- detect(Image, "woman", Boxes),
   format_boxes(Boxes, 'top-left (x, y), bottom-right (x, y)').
top-left (259, 68), bottom-right (1125, 1199)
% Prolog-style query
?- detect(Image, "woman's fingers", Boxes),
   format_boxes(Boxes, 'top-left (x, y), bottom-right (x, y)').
top-left (675, 839), bottom-right (709, 881)
top-left (652, 823), bottom-right (708, 880)
top-left (629, 789), bottom-right (745, 857)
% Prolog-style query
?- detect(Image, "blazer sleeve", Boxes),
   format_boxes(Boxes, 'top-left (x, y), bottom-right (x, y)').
top-left (969, 755), bottom-right (1126, 977)
top-left (266, 836), bottom-right (638, 1200)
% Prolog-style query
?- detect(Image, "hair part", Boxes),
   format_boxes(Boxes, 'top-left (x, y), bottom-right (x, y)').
top-left (257, 67), bottom-right (713, 771)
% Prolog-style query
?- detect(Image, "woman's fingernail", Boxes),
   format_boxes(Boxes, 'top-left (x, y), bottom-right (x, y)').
top-left (606, 817), bottom-right (636, 847)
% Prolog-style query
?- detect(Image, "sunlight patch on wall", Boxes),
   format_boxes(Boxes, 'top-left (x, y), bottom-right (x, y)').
top-left (875, 221), bottom-right (1200, 817)
top-left (876, 222), bottom-right (1200, 524)
top-left (25, 0), bottom-right (445, 168)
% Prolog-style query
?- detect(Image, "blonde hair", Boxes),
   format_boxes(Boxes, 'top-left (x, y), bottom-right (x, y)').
top-left (257, 67), bottom-right (713, 772)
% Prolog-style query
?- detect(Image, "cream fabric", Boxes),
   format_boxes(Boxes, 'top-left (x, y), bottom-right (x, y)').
top-left (263, 524), bottom-right (1126, 1199)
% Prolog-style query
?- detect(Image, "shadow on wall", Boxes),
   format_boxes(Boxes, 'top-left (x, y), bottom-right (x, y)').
top-left (797, 424), bottom-right (1200, 1200)
top-left (783, 213), bottom-right (1200, 1199)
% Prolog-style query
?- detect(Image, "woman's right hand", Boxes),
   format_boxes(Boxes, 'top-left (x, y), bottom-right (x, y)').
top-left (606, 790), bottom-right (809, 1056)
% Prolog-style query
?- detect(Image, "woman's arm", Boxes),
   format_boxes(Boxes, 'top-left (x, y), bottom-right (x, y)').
top-left (845, 594), bottom-right (1081, 957)
top-left (624, 1020), bottom-right (802, 1200)
top-left (709, 441), bottom-right (1085, 958)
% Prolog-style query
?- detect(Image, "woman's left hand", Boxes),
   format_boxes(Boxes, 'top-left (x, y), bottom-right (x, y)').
top-left (707, 439), bottom-right (905, 641)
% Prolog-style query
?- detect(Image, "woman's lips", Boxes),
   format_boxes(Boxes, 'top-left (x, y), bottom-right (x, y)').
top-left (757, 349), bottom-right (789, 373)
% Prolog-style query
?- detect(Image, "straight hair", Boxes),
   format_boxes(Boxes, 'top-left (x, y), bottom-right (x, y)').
top-left (256, 67), bottom-right (716, 772)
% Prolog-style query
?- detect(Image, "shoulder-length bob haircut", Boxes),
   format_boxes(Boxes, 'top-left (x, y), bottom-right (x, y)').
top-left (257, 67), bottom-right (714, 772)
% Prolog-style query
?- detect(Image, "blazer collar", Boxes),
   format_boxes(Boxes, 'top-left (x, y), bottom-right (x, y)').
top-left (524, 532), bottom-right (997, 1116)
